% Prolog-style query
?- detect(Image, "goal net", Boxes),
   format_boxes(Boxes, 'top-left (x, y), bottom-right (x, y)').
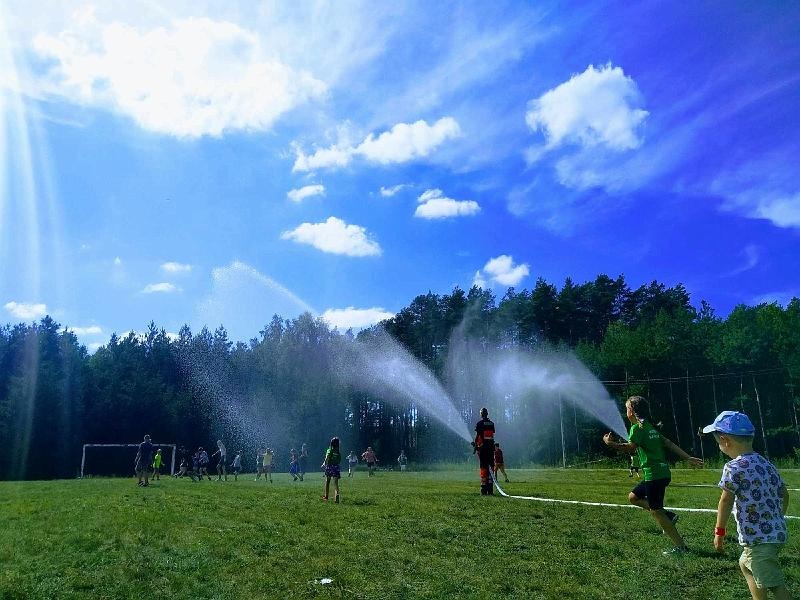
top-left (80, 443), bottom-right (176, 478)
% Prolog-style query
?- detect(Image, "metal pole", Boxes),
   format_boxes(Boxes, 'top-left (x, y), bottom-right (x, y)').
top-left (752, 376), bottom-right (769, 457)
top-left (170, 445), bottom-right (176, 476)
top-left (686, 369), bottom-right (696, 452)
top-left (81, 444), bottom-right (86, 479)
top-left (559, 395), bottom-right (566, 469)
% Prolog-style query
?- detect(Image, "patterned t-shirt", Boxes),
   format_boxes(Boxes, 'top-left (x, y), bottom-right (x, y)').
top-left (719, 452), bottom-right (788, 546)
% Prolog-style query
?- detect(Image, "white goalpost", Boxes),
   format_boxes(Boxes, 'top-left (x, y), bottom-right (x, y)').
top-left (80, 443), bottom-right (177, 478)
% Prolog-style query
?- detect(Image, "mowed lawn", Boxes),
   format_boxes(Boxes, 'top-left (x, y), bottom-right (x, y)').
top-left (1, 467), bottom-right (798, 599)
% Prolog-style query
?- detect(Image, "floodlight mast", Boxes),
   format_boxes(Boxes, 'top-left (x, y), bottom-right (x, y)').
top-left (80, 443), bottom-right (177, 478)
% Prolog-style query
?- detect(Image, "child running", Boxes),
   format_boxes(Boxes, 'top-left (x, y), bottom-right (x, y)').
top-left (347, 450), bottom-right (358, 477)
top-left (603, 395), bottom-right (702, 556)
top-left (361, 446), bottom-right (378, 477)
top-left (703, 411), bottom-right (790, 600)
top-left (321, 437), bottom-right (342, 503)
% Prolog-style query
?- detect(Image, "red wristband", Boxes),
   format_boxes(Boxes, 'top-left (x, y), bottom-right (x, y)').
top-left (715, 527), bottom-right (726, 536)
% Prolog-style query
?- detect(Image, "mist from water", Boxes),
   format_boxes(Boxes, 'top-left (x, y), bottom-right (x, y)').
top-left (338, 328), bottom-right (472, 443)
top-left (446, 321), bottom-right (628, 441)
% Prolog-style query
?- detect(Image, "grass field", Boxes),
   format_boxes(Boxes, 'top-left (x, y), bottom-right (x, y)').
top-left (1, 467), bottom-right (798, 599)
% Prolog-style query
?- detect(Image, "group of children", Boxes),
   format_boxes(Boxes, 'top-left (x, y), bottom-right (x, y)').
top-left (602, 397), bottom-right (791, 600)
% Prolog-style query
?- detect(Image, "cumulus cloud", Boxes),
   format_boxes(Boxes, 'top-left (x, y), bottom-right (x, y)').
top-left (380, 184), bottom-right (409, 197)
top-left (473, 255), bottom-right (530, 288)
top-left (4, 301), bottom-right (48, 320)
top-left (281, 216), bottom-right (381, 257)
top-left (526, 64), bottom-right (648, 153)
top-left (32, 14), bottom-right (327, 138)
top-left (292, 117), bottom-right (461, 172)
top-left (142, 282), bottom-right (180, 293)
top-left (321, 307), bottom-right (395, 331)
top-left (66, 325), bottom-right (103, 336)
top-left (287, 184), bottom-right (325, 203)
top-left (196, 261), bottom-right (315, 342)
top-left (414, 188), bottom-right (480, 219)
top-left (161, 261), bottom-right (192, 274)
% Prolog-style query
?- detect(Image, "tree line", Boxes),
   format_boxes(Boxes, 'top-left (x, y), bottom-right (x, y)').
top-left (1, 274), bottom-right (798, 480)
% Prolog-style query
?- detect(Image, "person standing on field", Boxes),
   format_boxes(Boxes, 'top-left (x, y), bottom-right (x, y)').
top-left (298, 443), bottom-right (308, 481)
top-left (321, 437), bottom-right (342, 503)
top-left (474, 408), bottom-right (495, 495)
top-left (213, 440), bottom-right (227, 481)
top-left (603, 395), bottom-right (703, 556)
top-left (152, 448), bottom-right (163, 481)
top-left (703, 411), bottom-right (790, 600)
top-left (346, 450), bottom-right (358, 477)
top-left (397, 451), bottom-right (408, 472)
top-left (230, 451), bottom-right (242, 481)
top-left (135, 434), bottom-right (154, 487)
top-left (493, 443), bottom-right (509, 483)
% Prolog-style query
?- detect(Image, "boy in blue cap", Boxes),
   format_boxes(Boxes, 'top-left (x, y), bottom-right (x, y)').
top-left (703, 411), bottom-right (790, 600)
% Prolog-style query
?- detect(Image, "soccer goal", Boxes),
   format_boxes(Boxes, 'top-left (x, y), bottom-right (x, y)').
top-left (80, 443), bottom-right (177, 478)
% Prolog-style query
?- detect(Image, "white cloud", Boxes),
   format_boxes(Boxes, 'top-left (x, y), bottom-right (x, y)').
top-left (4, 301), bottom-right (48, 320)
top-left (281, 217), bottom-right (381, 257)
top-left (526, 64), bottom-right (648, 153)
top-left (321, 307), bottom-right (395, 331)
top-left (414, 188), bottom-right (480, 219)
top-left (142, 282), bottom-right (180, 294)
top-left (292, 117), bottom-right (461, 172)
top-left (711, 160), bottom-right (800, 230)
top-left (161, 261), bottom-right (193, 274)
top-left (196, 261), bottom-right (315, 342)
top-left (473, 255), bottom-right (530, 288)
top-left (87, 342), bottom-right (104, 353)
top-left (380, 184), bottom-right (409, 197)
top-left (287, 184), bottom-right (325, 203)
top-left (66, 325), bottom-right (103, 336)
top-left (726, 244), bottom-right (760, 277)
top-left (32, 14), bottom-right (327, 138)
top-left (113, 257), bottom-right (122, 266)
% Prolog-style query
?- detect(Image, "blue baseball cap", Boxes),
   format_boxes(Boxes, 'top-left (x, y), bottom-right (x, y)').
top-left (702, 411), bottom-right (755, 435)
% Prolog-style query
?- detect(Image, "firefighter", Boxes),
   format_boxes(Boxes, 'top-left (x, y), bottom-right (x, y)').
top-left (474, 407), bottom-right (496, 495)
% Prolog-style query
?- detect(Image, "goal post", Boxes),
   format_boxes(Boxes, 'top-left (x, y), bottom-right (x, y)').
top-left (80, 443), bottom-right (177, 478)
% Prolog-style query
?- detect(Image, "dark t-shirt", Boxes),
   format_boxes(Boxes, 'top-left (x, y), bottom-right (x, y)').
top-left (139, 441), bottom-right (154, 464)
top-left (475, 418), bottom-right (495, 445)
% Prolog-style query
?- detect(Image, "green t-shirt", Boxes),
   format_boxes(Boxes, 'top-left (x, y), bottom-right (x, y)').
top-left (628, 421), bottom-right (670, 481)
top-left (325, 448), bottom-right (341, 466)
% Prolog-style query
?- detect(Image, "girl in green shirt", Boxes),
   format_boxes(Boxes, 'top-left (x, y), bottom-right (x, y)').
top-left (321, 437), bottom-right (342, 503)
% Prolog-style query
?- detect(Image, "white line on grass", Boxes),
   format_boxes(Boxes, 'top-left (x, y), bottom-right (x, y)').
top-left (491, 480), bottom-right (800, 520)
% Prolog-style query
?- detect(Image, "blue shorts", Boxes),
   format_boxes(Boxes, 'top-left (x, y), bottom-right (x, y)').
top-left (324, 465), bottom-right (341, 479)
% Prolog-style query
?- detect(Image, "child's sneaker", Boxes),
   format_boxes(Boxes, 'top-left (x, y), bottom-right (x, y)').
top-left (321, 495), bottom-right (328, 501)
top-left (662, 546), bottom-right (689, 557)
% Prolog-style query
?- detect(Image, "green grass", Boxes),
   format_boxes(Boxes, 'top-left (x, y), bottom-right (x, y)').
top-left (1, 468), bottom-right (798, 599)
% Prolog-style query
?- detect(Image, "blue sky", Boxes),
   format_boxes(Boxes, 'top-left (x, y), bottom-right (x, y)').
top-left (1, 1), bottom-right (798, 349)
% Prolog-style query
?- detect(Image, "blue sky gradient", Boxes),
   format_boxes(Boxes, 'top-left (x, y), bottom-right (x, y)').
top-left (1, 1), bottom-right (798, 347)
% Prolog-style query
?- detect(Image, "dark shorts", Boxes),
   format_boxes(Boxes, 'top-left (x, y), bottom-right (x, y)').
top-left (632, 477), bottom-right (671, 510)
top-left (325, 465), bottom-right (341, 479)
